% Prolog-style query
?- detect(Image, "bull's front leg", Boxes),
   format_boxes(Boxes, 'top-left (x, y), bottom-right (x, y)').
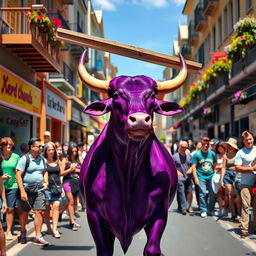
top-left (87, 209), bottom-right (115, 256)
top-left (143, 207), bottom-right (167, 256)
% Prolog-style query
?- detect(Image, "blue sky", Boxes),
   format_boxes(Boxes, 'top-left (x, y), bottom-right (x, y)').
top-left (92, 0), bottom-right (186, 81)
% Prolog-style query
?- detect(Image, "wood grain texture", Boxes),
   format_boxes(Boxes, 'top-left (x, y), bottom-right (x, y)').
top-left (57, 28), bottom-right (201, 73)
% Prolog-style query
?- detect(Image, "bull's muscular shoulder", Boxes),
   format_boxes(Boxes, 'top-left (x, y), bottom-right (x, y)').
top-left (149, 139), bottom-right (176, 175)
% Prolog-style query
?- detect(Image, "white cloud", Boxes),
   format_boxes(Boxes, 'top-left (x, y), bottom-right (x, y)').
top-left (141, 0), bottom-right (168, 8)
top-left (93, 0), bottom-right (169, 11)
top-left (172, 0), bottom-right (186, 6)
top-left (93, 0), bottom-right (123, 11)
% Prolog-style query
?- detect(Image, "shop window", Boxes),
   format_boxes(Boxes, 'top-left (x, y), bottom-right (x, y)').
top-left (218, 124), bottom-right (225, 140)
top-left (208, 126), bottom-right (214, 139)
top-left (46, 118), bottom-right (51, 132)
top-left (234, 120), bottom-right (239, 138)
top-left (240, 117), bottom-right (249, 134)
top-left (225, 122), bottom-right (230, 139)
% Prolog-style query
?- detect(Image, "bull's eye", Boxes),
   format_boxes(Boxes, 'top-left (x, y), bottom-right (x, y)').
top-left (113, 92), bottom-right (120, 100)
top-left (151, 93), bottom-right (156, 99)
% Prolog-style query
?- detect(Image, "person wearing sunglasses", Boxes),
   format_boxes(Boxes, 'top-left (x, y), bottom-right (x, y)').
top-left (191, 137), bottom-right (217, 218)
top-left (16, 138), bottom-right (49, 246)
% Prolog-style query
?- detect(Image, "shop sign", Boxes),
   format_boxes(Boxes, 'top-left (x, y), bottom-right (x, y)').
top-left (0, 66), bottom-right (41, 116)
top-left (46, 89), bottom-right (66, 122)
top-left (72, 107), bottom-right (89, 126)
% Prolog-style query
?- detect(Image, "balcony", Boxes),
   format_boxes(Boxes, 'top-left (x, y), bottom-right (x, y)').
top-left (49, 62), bottom-right (75, 95)
top-left (229, 45), bottom-right (256, 90)
top-left (194, 2), bottom-right (207, 32)
top-left (188, 21), bottom-right (199, 46)
top-left (181, 44), bottom-right (191, 59)
top-left (203, 0), bottom-right (219, 16)
top-left (0, 7), bottom-right (61, 73)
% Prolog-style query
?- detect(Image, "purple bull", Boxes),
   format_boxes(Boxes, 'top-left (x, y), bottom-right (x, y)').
top-left (79, 50), bottom-right (187, 256)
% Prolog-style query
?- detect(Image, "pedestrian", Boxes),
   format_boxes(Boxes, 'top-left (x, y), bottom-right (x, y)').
top-left (16, 138), bottom-right (49, 245)
top-left (43, 142), bottom-right (63, 238)
top-left (222, 138), bottom-right (239, 220)
top-left (173, 141), bottom-right (193, 215)
top-left (213, 141), bottom-right (226, 217)
top-left (191, 140), bottom-right (202, 209)
top-left (20, 143), bottom-right (29, 156)
top-left (62, 142), bottom-right (69, 157)
top-left (42, 131), bottom-right (52, 151)
top-left (0, 137), bottom-right (20, 240)
top-left (191, 137), bottom-right (217, 218)
top-left (235, 131), bottom-right (256, 238)
top-left (62, 143), bottom-right (82, 230)
top-left (0, 161), bottom-right (7, 256)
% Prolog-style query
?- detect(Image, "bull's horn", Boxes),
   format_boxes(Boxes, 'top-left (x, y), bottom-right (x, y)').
top-left (157, 54), bottom-right (187, 94)
top-left (78, 50), bottom-right (109, 93)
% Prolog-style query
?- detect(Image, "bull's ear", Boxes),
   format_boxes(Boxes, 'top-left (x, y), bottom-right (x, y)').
top-left (154, 99), bottom-right (183, 116)
top-left (83, 98), bottom-right (112, 116)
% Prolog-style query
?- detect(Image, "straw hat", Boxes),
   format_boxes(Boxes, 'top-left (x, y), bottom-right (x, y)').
top-left (221, 138), bottom-right (239, 151)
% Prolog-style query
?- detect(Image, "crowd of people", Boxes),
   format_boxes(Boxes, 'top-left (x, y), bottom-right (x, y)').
top-left (0, 130), bottom-right (255, 255)
top-left (0, 131), bottom-right (88, 256)
top-left (171, 130), bottom-right (256, 239)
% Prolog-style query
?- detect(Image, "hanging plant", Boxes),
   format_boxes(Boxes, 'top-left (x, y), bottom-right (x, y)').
top-left (25, 10), bottom-right (64, 48)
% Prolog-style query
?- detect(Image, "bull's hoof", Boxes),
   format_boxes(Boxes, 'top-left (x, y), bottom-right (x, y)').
top-left (144, 247), bottom-right (161, 256)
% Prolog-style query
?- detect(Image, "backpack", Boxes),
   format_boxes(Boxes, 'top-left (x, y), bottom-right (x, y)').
top-left (24, 153), bottom-right (30, 174)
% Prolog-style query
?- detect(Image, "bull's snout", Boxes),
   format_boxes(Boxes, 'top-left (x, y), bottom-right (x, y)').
top-left (128, 112), bottom-right (152, 127)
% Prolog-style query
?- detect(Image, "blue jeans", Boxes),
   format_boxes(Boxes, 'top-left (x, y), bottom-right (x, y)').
top-left (198, 178), bottom-right (215, 213)
top-left (177, 179), bottom-right (193, 211)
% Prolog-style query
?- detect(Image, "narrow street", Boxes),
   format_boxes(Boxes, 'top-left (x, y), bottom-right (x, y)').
top-left (8, 200), bottom-right (256, 256)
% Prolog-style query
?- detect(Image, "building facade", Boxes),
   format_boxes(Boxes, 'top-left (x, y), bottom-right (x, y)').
top-left (175, 0), bottom-right (256, 141)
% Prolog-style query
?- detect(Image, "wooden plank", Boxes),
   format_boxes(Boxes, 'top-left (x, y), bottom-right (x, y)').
top-left (57, 28), bottom-right (201, 73)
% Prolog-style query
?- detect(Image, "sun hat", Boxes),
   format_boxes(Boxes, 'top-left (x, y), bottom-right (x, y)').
top-left (221, 138), bottom-right (239, 151)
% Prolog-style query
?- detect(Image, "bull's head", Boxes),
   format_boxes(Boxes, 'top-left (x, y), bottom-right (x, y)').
top-left (79, 50), bottom-right (187, 142)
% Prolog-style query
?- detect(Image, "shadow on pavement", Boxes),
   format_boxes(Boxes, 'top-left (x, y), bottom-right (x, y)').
top-left (41, 245), bottom-right (95, 251)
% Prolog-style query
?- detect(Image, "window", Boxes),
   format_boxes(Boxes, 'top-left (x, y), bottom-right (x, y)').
top-left (198, 43), bottom-right (205, 67)
top-left (218, 17), bottom-right (222, 46)
top-left (228, 1), bottom-right (233, 33)
top-left (235, 0), bottom-right (240, 22)
top-left (205, 35), bottom-right (210, 62)
top-left (212, 26), bottom-right (216, 51)
top-left (224, 7), bottom-right (228, 38)
top-left (246, 0), bottom-right (252, 11)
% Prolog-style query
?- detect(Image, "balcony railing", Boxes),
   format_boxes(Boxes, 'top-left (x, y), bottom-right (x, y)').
top-left (203, 0), bottom-right (219, 16)
top-left (188, 21), bottom-right (199, 46)
top-left (49, 62), bottom-right (74, 87)
top-left (230, 45), bottom-right (256, 89)
top-left (0, 7), bottom-right (61, 72)
top-left (194, 2), bottom-right (207, 32)
top-left (181, 44), bottom-right (191, 58)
